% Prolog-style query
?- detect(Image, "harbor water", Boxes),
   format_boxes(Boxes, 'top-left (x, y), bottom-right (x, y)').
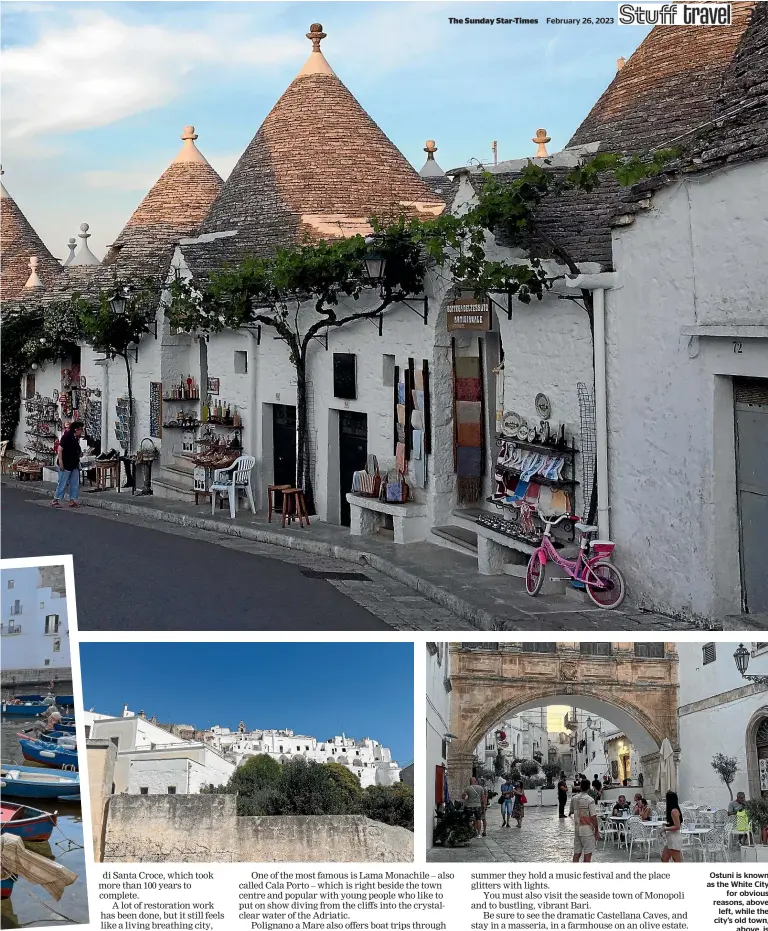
top-left (1, 711), bottom-right (89, 928)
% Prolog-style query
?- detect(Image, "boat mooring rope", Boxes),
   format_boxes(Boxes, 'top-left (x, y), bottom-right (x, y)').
top-left (19, 883), bottom-right (77, 923)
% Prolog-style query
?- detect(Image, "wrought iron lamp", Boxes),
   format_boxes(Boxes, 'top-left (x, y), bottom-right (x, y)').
top-left (108, 286), bottom-right (129, 317)
top-left (734, 644), bottom-right (768, 685)
top-left (363, 236), bottom-right (387, 284)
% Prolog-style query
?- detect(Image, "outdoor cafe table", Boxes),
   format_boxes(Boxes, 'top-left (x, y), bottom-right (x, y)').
top-left (680, 826), bottom-right (712, 859)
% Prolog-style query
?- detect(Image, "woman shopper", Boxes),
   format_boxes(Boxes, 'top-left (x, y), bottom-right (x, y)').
top-left (661, 790), bottom-right (684, 863)
top-left (512, 783), bottom-right (527, 829)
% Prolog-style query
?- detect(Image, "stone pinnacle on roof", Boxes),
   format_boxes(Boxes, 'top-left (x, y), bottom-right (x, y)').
top-left (419, 140), bottom-right (446, 178)
top-left (70, 223), bottom-right (101, 267)
top-left (108, 125), bottom-right (223, 276)
top-left (198, 23), bottom-right (444, 258)
top-left (533, 129), bottom-right (551, 158)
top-left (0, 165), bottom-right (63, 301)
top-left (23, 256), bottom-right (44, 289)
top-left (63, 238), bottom-right (77, 266)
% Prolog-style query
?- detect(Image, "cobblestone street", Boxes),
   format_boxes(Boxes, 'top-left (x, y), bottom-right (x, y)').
top-left (428, 804), bottom-right (730, 863)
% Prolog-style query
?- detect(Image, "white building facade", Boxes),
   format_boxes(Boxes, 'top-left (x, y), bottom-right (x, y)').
top-left (1, 566), bottom-right (69, 674)
top-left (426, 642), bottom-right (452, 848)
top-left (677, 641), bottom-right (768, 806)
top-left (202, 723), bottom-right (400, 789)
top-left (83, 708), bottom-right (235, 795)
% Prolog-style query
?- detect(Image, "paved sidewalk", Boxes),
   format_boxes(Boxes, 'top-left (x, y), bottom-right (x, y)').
top-left (5, 478), bottom-right (708, 632)
top-left (427, 804), bottom-right (727, 863)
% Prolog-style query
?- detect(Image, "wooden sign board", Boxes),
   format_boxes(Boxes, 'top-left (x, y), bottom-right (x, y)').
top-left (447, 302), bottom-right (492, 332)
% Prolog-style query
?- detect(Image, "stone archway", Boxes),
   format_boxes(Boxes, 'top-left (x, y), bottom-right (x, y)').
top-left (447, 642), bottom-right (679, 797)
top-left (745, 706), bottom-right (768, 799)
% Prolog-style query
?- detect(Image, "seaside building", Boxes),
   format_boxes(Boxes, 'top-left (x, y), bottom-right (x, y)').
top-left (1, 566), bottom-right (70, 679)
top-left (202, 723), bottom-right (401, 788)
top-left (83, 707), bottom-right (235, 795)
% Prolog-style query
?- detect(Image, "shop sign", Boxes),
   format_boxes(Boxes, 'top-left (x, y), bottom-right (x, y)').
top-left (447, 302), bottom-right (492, 332)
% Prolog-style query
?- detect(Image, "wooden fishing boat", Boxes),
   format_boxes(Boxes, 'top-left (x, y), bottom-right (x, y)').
top-left (0, 875), bottom-right (16, 899)
top-left (0, 764), bottom-right (80, 799)
top-left (32, 731), bottom-right (77, 747)
top-left (1, 701), bottom-right (48, 716)
top-left (52, 723), bottom-right (76, 735)
top-left (0, 802), bottom-right (57, 842)
top-left (55, 695), bottom-right (74, 707)
top-left (11, 694), bottom-right (43, 702)
top-left (17, 737), bottom-right (78, 770)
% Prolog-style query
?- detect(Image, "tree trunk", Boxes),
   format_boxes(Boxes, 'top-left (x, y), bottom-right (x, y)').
top-left (294, 352), bottom-right (316, 515)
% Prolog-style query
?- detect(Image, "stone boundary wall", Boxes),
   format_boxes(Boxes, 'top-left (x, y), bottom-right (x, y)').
top-left (1, 669), bottom-right (73, 689)
top-left (103, 794), bottom-right (413, 863)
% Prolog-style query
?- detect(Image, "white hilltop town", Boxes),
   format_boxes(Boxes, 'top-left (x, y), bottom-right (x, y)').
top-left (2, 8), bottom-right (767, 627)
top-left (83, 706), bottom-right (401, 795)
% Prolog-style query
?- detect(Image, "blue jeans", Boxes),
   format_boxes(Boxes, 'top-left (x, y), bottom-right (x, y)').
top-left (55, 468), bottom-right (79, 501)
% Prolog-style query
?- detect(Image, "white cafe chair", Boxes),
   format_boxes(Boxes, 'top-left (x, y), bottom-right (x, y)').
top-left (626, 817), bottom-right (657, 861)
top-left (211, 456), bottom-right (256, 519)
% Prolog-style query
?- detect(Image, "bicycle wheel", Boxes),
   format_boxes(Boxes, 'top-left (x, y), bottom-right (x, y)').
top-left (525, 552), bottom-right (546, 596)
top-left (585, 560), bottom-right (626, 609)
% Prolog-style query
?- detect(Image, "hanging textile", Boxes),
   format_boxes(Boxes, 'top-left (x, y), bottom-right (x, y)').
top-left (453, 346), bottom-right (485, 504)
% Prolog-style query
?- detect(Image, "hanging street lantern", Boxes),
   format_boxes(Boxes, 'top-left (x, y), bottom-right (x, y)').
top-left (733, 644), bottom-right (768, 685)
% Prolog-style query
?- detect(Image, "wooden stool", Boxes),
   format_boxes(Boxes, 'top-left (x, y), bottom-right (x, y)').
top-left (281, 488), bottom-right (310, 528)
top-left (95, 460), bottom-right (120, 492)
top-left (267, 484), bottom-right (292, 523)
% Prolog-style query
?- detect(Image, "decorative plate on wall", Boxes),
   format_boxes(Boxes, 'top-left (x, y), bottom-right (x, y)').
top-left (535, 393), bottom-right (551, 419)
top-left (501, 411), bottom-right (521, 437)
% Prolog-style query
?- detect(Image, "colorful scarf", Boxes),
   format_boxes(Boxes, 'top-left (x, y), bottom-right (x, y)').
top-left (454, 352), bottom-right (484, 503)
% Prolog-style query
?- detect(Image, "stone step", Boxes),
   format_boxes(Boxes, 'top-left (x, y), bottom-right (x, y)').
top-left (151, 472), bottom-right (194, 502)
top-left (431, 525), bottom-right (478, 555)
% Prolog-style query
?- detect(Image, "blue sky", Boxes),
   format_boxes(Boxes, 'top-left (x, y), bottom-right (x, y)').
top-left (79, 641), bottom-right (414, 763)
top-left (1, 2), bottom-right (650, 258)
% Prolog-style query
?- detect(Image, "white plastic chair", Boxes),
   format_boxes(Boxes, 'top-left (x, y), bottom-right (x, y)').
top-left (626, 816), bottom-right (657, 861)
top-left (599, 814), bottom-right (620, 849)
top-left (700, 824), bottom-right (731, 863)
top-left (211, 456), bottom-right (256, 519)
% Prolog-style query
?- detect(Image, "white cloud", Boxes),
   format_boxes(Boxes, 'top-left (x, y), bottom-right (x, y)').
top-left (2, 9), bottom-right (304, 141)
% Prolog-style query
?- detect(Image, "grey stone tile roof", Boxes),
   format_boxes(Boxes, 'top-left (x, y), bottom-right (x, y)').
top-left (1, 182), bottom-right (63, 301)
top-left (567, 1), bottom-right (756, 153)
top-left (197, 59), bottom-right (445, 261)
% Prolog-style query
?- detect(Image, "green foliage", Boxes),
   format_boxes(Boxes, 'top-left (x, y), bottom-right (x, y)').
top-left (745, 798), bottom-right (768, 833)
top-left (211, 755), bottom-right (413, 829)
top-left (519, 760), bottom-right (540, 778)
top-left (361, 783), bottom-right (414, 831)
top-left (542, 763), bottom-right (561, 788)
top-left (74, 283), bottom-right (158, 359)
top-left (711, 753), bottom-right (739, 799)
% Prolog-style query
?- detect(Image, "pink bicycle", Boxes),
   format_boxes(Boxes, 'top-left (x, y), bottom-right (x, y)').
top-left (525, 514), bottom-right (626, 609)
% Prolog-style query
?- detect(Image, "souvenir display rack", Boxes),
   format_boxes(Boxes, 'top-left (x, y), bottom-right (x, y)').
top-left (23, 396), bottom-right (60, 466)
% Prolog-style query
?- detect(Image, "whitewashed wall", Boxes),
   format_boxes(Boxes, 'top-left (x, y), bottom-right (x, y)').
top-left (677, 641), bottom-right (768, 805)
top-left (1, 569), bottom-right (69, 671)
top-left (607, 161), bottom-right (768, 622)
top-left (426, 643), bottom-right (451, 848)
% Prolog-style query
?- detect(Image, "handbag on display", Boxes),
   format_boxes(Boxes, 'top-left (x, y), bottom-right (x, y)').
top-left (384, 470), bottom-right (409, 504)
top-left (357, 455), bottom-right (381, 498)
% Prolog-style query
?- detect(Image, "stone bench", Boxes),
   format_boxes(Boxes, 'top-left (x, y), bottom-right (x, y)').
top-left (346, 493), bottom-right (428, 545)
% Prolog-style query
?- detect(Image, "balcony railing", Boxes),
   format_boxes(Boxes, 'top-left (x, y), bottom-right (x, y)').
top-left (1, 624), bottom-right (22, 636)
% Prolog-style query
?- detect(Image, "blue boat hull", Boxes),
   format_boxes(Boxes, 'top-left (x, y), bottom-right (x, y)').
top-left (55, 695), bottom-right (75, 706)
top-left (1, 803), bottom-right (57, 842)
top-left (53, 723), bottom-right (76, 734)
top-left (1, 875), bottom-right (15, 899)
top-left (0, 764), bottom-right (80, 799)
top-left (2, 703), bottom-right (47, 716)
top-left (18, 738), bottom-right (78, 771)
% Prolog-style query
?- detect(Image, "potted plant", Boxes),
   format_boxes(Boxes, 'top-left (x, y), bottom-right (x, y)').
top-left (742, 799), bottom-right (768, 862)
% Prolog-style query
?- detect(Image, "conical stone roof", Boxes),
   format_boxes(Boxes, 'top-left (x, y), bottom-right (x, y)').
top-left (567, 1), bottom-right (756, 152)
top-left (1, 170), bottom-right (62, 302)
top-left (108, 126), bottom-right (223, 277)
top-left (198, 24), bottom-right (444, 258)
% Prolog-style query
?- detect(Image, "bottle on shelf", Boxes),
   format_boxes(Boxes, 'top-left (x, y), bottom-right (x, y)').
top-left (225, 401), bottom-right (231, 424)
top-left (202, 397), bottom-right (210, 423)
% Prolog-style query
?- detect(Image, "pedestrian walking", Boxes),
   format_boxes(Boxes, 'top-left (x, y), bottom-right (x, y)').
top-left (462, 777), bottom-right (485, 837)
top-left (557, 776), bottom-right (569, 819)
top-left (570, 777), bottom-right (600, 863)
top-left (499, 776), bottom-right (515, 828)
top-left (660, 790), bottom-right (684, 863)
top-left (511, 783), bottom-right (526, 829)
top-left (52, 420), bottom-right (83, 508)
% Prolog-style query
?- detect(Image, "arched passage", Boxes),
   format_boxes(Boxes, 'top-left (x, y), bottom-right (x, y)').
top-left (447, 643), bottom-right (679, 797)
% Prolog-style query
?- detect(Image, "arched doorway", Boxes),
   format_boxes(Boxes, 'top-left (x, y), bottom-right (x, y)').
top-left (745, 707), bottom-right (768, 799)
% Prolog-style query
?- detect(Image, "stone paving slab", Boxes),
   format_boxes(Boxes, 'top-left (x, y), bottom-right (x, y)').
top-left (428, 805), bottom-right (730, 863)
top-left (5, 478), bottom-right (709, 632)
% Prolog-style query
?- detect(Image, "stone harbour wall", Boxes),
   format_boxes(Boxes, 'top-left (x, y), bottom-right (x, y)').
top-left (102, 794), bottom-right (413, 863)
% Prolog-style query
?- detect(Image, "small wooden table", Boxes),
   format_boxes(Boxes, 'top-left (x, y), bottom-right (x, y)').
top-left (94, 460), bottom-right (120, 492)
top-left (267, 484), bottom-right (292, 523)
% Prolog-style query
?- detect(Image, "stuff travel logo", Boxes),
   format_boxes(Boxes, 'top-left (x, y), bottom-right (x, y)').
top-left (618, 3), bottom-right (732, 25)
